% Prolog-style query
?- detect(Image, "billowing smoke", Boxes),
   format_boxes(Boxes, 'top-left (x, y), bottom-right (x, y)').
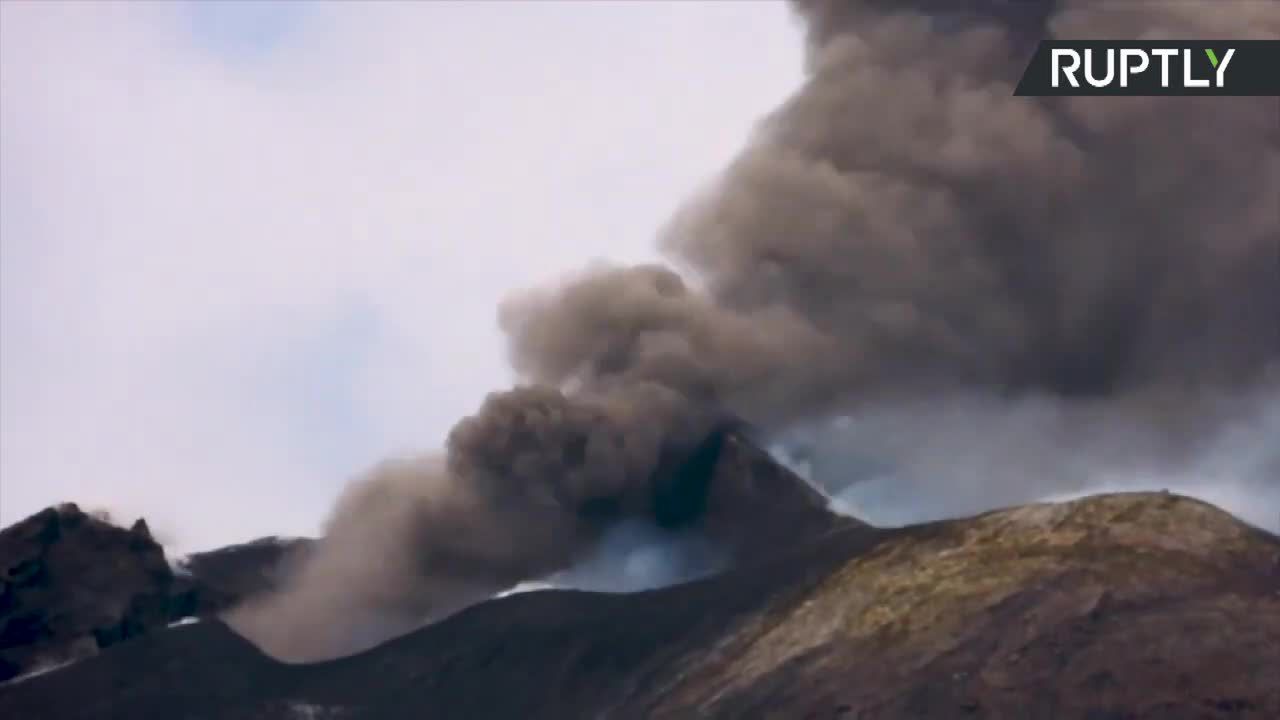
top-left (230, 0), bottom-right (1279, 660)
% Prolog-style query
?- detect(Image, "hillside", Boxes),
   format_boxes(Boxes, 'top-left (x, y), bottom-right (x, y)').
top-left (0, 504), bottom-right (308, 683)
top-left (4, 491), bottom-right (1277, 719)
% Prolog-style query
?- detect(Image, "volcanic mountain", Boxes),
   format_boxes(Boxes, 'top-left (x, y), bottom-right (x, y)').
top-left (3, 432), bottom-right (1278, 719)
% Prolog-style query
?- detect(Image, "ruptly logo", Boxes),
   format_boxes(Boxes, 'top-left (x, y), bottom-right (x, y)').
top-left (1014, 40), bottom-right (1280, 96)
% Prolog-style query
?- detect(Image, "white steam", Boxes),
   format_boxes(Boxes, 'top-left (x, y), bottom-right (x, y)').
top-left (783, 389), bottom-right (1280, 532)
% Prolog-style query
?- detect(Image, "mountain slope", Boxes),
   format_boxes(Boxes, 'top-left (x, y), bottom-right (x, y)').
top-left (0, 504), bottom-right (310, 683)
top-left (0, 505), bottom-right (183, 682)
top-left (176, 536), bottom-right (313, 610)
top-left (5, 492), bottom-right (1277, 719)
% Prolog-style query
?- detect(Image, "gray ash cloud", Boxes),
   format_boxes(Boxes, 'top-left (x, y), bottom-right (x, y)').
top-left (230, 1), bottom-right (1279, 660)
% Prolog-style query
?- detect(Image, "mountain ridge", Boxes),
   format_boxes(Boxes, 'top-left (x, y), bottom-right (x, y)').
top-left (4, 491), bottom-right (1278, 719)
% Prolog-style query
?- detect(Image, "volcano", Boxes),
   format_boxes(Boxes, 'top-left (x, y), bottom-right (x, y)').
top-left (0, 428), bottom-right (847, 683)
top-left (648, 424), bottom-right (860, 559)
top-left (3, 436), bottom-right (1279, 719)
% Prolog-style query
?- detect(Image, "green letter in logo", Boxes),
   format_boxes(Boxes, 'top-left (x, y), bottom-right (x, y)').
top-left (1205, 48), bottom-right (1220, 68)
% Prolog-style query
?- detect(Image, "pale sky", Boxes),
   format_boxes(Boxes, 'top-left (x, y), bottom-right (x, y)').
top-left (0, 1), bottom-right (805, 550)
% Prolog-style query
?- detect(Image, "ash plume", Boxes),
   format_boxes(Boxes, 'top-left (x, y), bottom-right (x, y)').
top-left (231, 0), bottom-right (1280, 660)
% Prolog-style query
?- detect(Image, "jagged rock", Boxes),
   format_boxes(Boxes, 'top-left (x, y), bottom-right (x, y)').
top-left (0, 505), bottom-right (310, 684)
top-left (128, 519), bottom-right (151, 541)
top-left (0, 504), bottom-right (175, 682)
top-left (4, 492), bottom-right (1277, 719)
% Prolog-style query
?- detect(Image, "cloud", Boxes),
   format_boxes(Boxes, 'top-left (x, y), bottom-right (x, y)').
top-left (821, 389), bottom-right (1280, 533)
top-left (0, 1), bottom-right (803, 550)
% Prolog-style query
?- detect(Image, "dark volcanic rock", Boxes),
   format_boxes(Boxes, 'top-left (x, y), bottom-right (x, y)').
top-left (177, 536), bottom-right (313, 613)
top-left (4, 493), bottom-right (1278, 719)
top-left (0, 505), bottom-right (312, 684)
top-left (0, 504), bottom-right (177, 682)
top-left (652, 427), bottom-right (858, 559)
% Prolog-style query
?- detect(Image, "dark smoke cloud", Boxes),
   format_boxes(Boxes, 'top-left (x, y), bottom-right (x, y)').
top-left (674, 2), bottom-right (1277, 409)
top-left (232, 0), bottom-right (1280, 660)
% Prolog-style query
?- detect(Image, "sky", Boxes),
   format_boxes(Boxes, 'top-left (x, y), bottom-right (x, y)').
top-left (0, 0), bottom-right (805, 551)
top-left (4, 2), bottom-right (1275, 554)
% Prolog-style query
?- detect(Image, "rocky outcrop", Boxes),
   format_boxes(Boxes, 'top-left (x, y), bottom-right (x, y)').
top-left (0, 504), bottom-right (179, 682)
top-left (4, 492), bottom-right (1277, 719)
top-left (0, 505), bottom-right (309, 683)
top-left (176, 536), bottom-right (312, 611)
top-left (652, 426), bottom-right (860, 559)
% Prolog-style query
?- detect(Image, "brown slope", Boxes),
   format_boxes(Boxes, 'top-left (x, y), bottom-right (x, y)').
top-left (4, 492), bottom-right (1278, 720)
